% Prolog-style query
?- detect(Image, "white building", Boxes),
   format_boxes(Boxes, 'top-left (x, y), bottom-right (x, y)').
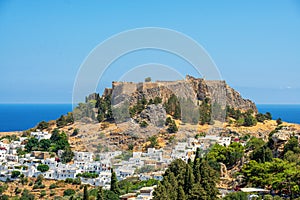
top-left (74, 151), bottom-right (94, 162)
top-left (0, 147), bottom-right (8, 162)
top-left (30, 131), bottom-right (51, 141)
top-left (136, 186), bottom-right (156, 200)
top-left (6, 154), bottom-right (18, 162)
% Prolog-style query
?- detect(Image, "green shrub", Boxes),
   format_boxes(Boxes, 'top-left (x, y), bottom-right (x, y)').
top-left (11, 170), bottom-right (21, 178)
top-left (63, 189), bottom-right (76, 196)
top-left (65, 178), bottom-right (74, 184)
top-left (139, 120), bottom-right (148, 128)
top-left (50, 189), bottom-right (56, 196)
top-left (76, 172), bottom-right (98, 179)
top-left (49, 183), bottom-right (57, 189)
top-left (40, 190), bottom-right (46, 197)
top-left (73, 177), bottom-right (81, 185)
top-left (37, 164), bottom-right (49, 172)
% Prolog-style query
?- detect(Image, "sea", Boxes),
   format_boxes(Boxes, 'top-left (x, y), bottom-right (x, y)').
top-left (0, 104), bottom-right (299, 132)
top-left (0, 104), bottom-right (73, 132)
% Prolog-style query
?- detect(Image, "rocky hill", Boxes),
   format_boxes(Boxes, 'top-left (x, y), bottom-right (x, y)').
top-left (102, 75), bottom-right (257, 113)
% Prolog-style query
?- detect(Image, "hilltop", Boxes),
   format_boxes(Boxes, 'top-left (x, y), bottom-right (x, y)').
top-left (1, 75), bottom-right (300, 199)
top-left (10, 75), bottom-right (297, 153)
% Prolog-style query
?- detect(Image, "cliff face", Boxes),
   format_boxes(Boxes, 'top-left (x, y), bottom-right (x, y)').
top-left (185, 75), bottom-right (257, 112)
top-left (103, 75), bottom-right (257, 113)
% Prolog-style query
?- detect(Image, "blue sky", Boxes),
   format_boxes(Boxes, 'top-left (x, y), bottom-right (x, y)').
top-left (0, 0), bottom-right (300, 104)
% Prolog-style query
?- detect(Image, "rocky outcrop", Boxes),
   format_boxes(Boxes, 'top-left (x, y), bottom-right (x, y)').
top-left (104, 75), bottom-right (257, 113)
top-left (185, 75), bottom-right (257, 112)
top-left (220, 162), bottom-right (229, 179)
top-left (139, 104), bottom-right (167, 127)
top-left (271, 128), bottom-right (293, 153)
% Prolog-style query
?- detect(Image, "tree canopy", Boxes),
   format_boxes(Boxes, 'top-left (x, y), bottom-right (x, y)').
top-left (153, 158), bottom-right (219, 200)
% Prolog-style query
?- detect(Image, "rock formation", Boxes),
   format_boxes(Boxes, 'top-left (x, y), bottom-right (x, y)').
top-left (103, 75), bottom-right (257, 113)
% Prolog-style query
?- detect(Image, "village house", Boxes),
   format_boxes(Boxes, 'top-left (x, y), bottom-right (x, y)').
top-left (74, 151), bottom-right (94, 162)
top-left (136, 186), bottom-right (156, 200)
top-left (30, 131), bottom-right (52, 141)
top-left (0, 147), bottom-right (7, 162)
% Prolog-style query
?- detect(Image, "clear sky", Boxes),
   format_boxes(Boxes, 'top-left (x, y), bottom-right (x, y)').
top-left (0, 0), bottom-right (300, 104)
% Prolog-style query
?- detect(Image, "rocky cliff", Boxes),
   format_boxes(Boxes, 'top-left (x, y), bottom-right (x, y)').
top-left (103, 75), bottom-right (257, 113)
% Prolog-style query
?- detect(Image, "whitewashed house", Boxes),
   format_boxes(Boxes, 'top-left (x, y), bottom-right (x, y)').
top-left (136, 186), bottom-right (156, 200)
top-left (0, 142), bottom-right (10, 150)
top-left (9, 141), bottom-right (22, 155)
top-left (42, 158), bottom-right (58, 169)
top-left (218, 137), bottom-right (231, 147)
top-left (31, 131), bottom-right (51, 141)
top-left (74, 151), bottom-right (94, 162)
top-left (98, 171), bottom-right (111, 186)
top-left (42, 169), bottom-right (56, 179)
top-left (116, 168), bottom-right (135, 180)
top-left (6, 154), bottom-right (18, 162)
top-left (56, 168), bottom-right (79, 180)
top-left (0, 147), bottom-right (7, 162)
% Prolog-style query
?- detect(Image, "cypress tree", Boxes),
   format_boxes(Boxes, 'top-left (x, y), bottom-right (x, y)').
top-left (193, 158), bottom-right (201, 183)
top-left (83, 185), bottom-right (89, 200)
top-left (188, 158), bottom-right (193, 168)
top-left (110, 168), bottom-right (120, 195)
top-left (153, 182), bottom-right (168, 200)
top-left (97, 186), bottom-right (104, 200)
top-left (184, 164), bottom-right (194, 195)
top-left (165, 172), bottom-right (178, 200)
top-left (195, 147), bottom-right (201, 159)
top-left (177, 186), bottom-right (186, 200)
top-left (199, 159), bottom-right (219, 199)
top-left (193, 147), bottom-right (201, 180)
top-left (190, 183), bottom-right (206, 200)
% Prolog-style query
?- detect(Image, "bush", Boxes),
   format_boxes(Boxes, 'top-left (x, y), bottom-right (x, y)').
top-left (65, 178), bottom-right (73, 184)
top-left (20, 189), bottom-right (34, 200)
top-left (104, 190), bottom-right (119, 200)
top-left (14, 187), bottom-right (22, 195)
top-left (148, 136), bottom-right (158, 148)
top-left (73, 177), bottom-right (81, 185)
top-left (37, 121), bottom-right (49, 130)
top-left (50, 190), bottom-right (56, 196)
top-left (223, 191), bottom-right (248, 200)
top-left (145, 77), bottom-right (151, 82)
top-left (33, 184), bottom-right (45, 189)
top-left (153, 97), bottom-right (162, 105)
top-left (11, 170), bottom-right (21, 178)
top-left (49, 183), bottom-right (57, 189)
top-left (63, 189), bottom-right (76, 196)
top-left (37, 164), bottom-right (49, 172)
top-left (276, 118), bottom-right (283, 125)
top-left (139, 120), bottom-right (149, 128)
top-left (244, 114), bottom-right (257, 127)
top-left (167, 120), bottom-right (178, 133)
top-left (0, 195), bottom-right (9, 200)
top-left (71, 128), bottom-right (79, 136)
top-left (76, 172), bottom-right (99, 179)
top-left (264, 195), bottom-right (273, 200)
top-left (255, 113), bottom-right (266, 122)
top-left (40, 190), bottom-right (46, 197)
top-left (56, 115), bottom-right (67, 128)
top-left (61, 147), bottom-right (74, 164)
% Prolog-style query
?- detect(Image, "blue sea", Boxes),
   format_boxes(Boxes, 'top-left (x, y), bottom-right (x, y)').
top-left (256, 104), bottom-right (300, 125)
top-left (0, 104), bottom-right (72, 132)
top-left (0, 104), bottom-right (299, 132)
